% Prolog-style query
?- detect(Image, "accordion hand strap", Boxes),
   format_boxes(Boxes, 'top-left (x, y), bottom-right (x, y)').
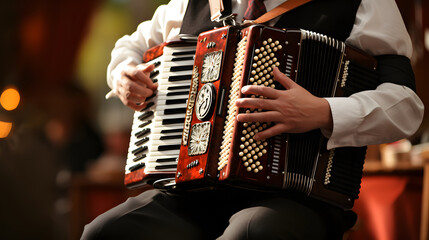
top-left (254, 0), bottom-right (313, 24)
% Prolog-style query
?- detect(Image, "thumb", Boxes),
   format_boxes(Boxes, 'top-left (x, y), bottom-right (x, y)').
top-left (273, 67), bottom-right (296, 90)
top-left (137, 63), bottom-right (155, 74)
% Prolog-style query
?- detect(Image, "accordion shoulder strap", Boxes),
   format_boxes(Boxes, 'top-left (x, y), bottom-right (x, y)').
top-left (254, 0), bottom-right (313, 24)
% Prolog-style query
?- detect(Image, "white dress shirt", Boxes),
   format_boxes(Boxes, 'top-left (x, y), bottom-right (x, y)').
top-left (106, 0), bottom-right (424, 149)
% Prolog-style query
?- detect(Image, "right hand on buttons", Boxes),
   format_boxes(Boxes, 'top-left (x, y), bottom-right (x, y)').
top-left (115, 63), bottom-right (158, 111)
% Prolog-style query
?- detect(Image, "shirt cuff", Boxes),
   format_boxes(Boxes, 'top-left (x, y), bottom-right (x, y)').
top-left (324, 97), bottom-right (363, 149)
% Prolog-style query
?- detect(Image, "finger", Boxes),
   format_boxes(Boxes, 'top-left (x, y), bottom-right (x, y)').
top-left (253, 124), bottom-right (286, 140)
top-left (137, 64), bottom-right (157, 89)
top-left (136, 63), bottom-right (155, 74)
top-left (236, 111), bottom-right (281, 123)
top-left (129, 102), bottom-right (149, 111)
top-left (123, 65), bottom-right (155, 88)
top-left (235, 98), bottom-right (276, 111)
top-left (241, 85), bottom-right (280, 99)
top-left (116, 86), bottom-right (147, 103)
top-left (273, 67), bottom-right (297, 90)
top-left (118, 76), bottom-right (155, 98)
top-left (149, 81), bottom-right (159, 91)
top-left (118, 93), bottom-right (147, 111)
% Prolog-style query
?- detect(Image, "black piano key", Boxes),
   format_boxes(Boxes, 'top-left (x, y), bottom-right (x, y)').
top-left (156, 157), bottom-right (177, 163)
top-left (167, 91), bottom-right (189, 96)
top-left (164, 108), bottom-right (186, 115)
top-left (170, 65), bottom-right (193, 72)
top-left (171, 56), bottom-right (194, 62)
top-left (155, 164), bottom-right (178, 170)
top-left (138, 111), bottom-right (154, 121)
top-left (135, 137), bottom-right (150, 146)
top-left (167, 85), bottom-right (190, 91)
top-left (133, 153), bottom-right (147, 162)
top-left (128, 162), bottom-right (145, 172)
top-left (162, 118), bottom-right (185, 125)
top-left (150, 70), bottom-right (159, 79)
top-left (152, 78), bottom-right (158, 83)
top-left (138, 120), bottom-right (152, 128)
top-left (153, 61), bottom-right (161, 67)
top-left (168, 75), bottom-right (192, 82)
top-left (157, 144), bottom-right (181, 151)
top-left (135, 128), bottom-right (150, 138)
top-left (160, 128), bottom-right (183, 134)
top-left (142, 102), bottom-right (155, 111)
top-left (172, 50), bottom-right (196, 56)
top-left (166, 98), bottom-right (187, 105)
top-left (132, 146), bottom-right (148, 155)
top-left (160, 135), bottom-right (182, 140)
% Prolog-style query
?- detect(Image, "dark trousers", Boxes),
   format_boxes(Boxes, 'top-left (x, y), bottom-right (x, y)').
top-left (81, 188), bottom-right (356, 239)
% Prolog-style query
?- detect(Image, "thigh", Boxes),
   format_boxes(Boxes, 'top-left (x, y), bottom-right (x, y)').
top-left (218, 197), bottom-right (330, 240)
top-left (81, 189), bottom-right (203, 240)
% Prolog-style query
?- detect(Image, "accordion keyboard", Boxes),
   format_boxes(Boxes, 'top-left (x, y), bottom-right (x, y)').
top-left (125, 44), bottom-right (196, 186)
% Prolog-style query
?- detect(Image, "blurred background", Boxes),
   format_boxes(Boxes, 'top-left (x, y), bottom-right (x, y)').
top-left (0, 0), bottom-right (428, 239)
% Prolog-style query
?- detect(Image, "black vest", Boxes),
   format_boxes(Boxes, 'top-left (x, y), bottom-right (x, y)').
top-left (179, 0), bottom-right (416, 91)
top-left (180, 0), bottom-right (361, 41)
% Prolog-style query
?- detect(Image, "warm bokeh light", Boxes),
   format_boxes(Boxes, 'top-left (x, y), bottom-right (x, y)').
top-left (0, 121), bottom-right (12, 138)
top-left (0, 87), bottom-right (20, 111)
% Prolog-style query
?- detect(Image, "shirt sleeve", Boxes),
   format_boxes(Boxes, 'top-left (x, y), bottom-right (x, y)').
top-left (324, 0), bottom-right (424, 149)
top-left (106, 0), bottom-right (188, 95)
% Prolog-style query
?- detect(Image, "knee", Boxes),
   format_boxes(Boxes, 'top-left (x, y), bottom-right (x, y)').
top-left (80, 215), bottom-right (106, 240)
top-left (245, 207), bottom-right (298, 239)
top-left (80, 223), bottom-right (98, 240)
top-left (220, 206), bottom-right (291, 239)
top-left (220, 201), bottom-right (328, 240)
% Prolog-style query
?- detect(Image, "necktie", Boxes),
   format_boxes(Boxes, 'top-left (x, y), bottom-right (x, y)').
top-left (244, 0), bottom-right (267, 20)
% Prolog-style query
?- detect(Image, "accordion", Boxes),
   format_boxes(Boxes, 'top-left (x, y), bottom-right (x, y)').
top-left (175, 24), bottom-right (379, 209)
top-left (124, 41), bottom-right (197, 188)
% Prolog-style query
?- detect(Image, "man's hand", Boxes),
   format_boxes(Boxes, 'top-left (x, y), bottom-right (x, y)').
top-left (115, 63), bottom-right (158, 111)
top-left (235, 67), bottom-right (333, 140)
